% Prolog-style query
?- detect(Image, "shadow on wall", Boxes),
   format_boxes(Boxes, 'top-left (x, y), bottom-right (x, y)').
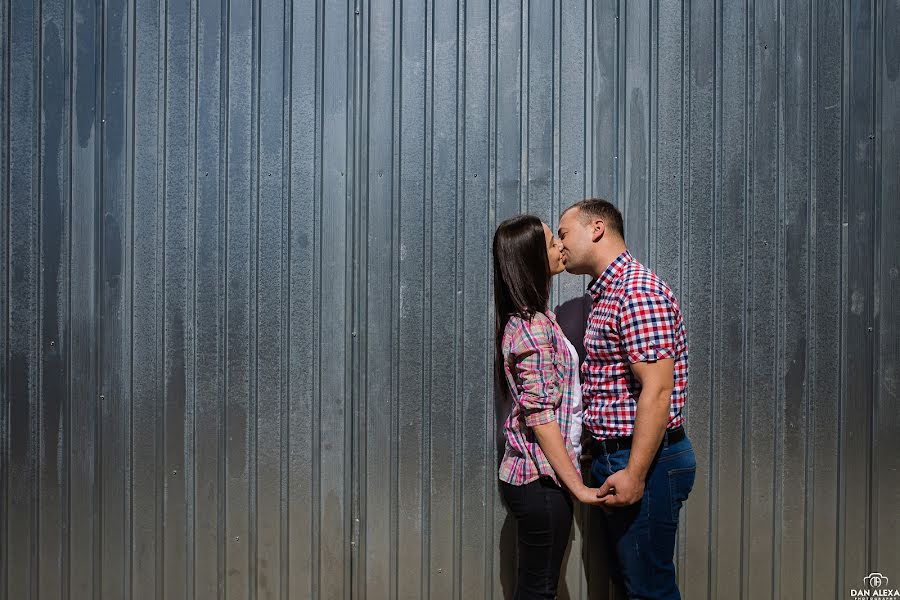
top-left (493, 295), bottom-right (627, 599)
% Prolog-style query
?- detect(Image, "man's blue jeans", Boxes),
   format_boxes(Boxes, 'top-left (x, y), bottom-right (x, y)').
top-left (590, 434), bottom-right (696, 600)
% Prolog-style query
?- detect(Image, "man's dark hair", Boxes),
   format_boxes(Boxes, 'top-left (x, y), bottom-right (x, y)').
top-left (563, 198), bottom-right (625, 241)
top-left (492, 214), bottom-right (551, 329)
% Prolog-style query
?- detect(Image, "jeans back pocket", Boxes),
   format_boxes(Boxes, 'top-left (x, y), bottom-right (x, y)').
top-left (667, 466), bottom-right (696, 521)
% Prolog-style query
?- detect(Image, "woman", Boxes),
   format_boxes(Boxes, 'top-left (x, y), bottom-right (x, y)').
top-left (493, 215), bottom-right (604, 599)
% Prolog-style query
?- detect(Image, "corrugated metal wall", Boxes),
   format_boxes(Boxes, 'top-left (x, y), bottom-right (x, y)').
top-left (2, 0), bottom-right (898, 598)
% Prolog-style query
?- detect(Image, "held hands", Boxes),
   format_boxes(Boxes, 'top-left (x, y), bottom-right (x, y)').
top-left (596, 467), bottom-right (645, 509)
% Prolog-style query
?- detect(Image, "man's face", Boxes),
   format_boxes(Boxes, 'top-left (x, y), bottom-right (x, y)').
top-left (557, 208), bottom-right (594, 275)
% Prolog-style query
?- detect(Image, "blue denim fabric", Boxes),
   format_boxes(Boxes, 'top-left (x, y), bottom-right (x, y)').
top-left (590, 435), bottom-right (696, 600)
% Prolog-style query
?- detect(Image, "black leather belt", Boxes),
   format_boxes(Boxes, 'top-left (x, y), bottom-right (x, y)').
top-left (589, 426), bottom-right (686, 456)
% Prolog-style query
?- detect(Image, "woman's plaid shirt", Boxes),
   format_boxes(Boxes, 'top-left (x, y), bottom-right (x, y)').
top-left (499, 310), bottom-right (581, 486)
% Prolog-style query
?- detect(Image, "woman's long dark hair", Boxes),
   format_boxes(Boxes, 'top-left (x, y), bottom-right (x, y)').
top-left (492, 215), bottom-right (552, 363)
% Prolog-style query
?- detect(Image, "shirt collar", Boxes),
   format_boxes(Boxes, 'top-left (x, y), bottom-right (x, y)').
top-left (588, 250), bottom-right (633, 297)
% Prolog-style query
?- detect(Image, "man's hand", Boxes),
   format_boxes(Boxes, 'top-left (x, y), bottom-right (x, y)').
top-left (597, 468), bottom-right (645, 508)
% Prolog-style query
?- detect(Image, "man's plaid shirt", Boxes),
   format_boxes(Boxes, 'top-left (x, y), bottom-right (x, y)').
top-left (582, 251), bottom-right (689, 441)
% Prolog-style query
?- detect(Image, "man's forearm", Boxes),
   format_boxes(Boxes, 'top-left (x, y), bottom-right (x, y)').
top-left (625, 388), bottom-right (671, 479)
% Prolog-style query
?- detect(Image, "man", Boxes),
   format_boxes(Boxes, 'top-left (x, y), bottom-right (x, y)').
top-left (558, 198), bottom-right (696, 600)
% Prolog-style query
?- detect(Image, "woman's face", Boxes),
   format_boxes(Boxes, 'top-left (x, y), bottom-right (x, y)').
top-left (543, 222), bottom-right (566, 275)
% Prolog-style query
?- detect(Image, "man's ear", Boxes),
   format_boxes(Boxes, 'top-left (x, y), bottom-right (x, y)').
top-left (591, 219), bottom-right (606, 243)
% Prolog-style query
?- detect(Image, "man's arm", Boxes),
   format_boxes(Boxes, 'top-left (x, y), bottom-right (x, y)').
top-left (598, 358), bottom-right (674, 507)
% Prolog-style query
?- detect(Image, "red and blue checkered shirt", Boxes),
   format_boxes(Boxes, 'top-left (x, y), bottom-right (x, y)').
top-left (582, 251), bottom-right (688, 441)
top-left (499, 311), bottom-right (581, 486)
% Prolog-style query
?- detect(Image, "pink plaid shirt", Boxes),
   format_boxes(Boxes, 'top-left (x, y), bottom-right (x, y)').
top-left (582, 251), bottom-right (688, 441)
top-left (499, 311), bottom-right (581, 486)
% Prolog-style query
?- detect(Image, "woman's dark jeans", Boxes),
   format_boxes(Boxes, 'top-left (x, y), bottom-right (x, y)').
top-left (590, 435), bottom-right (697, 600)
top-left (500, 477), bottom-right (574, 599)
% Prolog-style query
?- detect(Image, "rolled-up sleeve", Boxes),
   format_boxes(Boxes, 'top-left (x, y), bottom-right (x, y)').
top-left (619, 293), bottom-right (678, 364)
top-left (507, 315), bottom-right (561, 427)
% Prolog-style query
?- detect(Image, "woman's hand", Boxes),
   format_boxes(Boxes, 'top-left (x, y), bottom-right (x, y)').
top-left (573, 484), bottom-right (608, 506)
